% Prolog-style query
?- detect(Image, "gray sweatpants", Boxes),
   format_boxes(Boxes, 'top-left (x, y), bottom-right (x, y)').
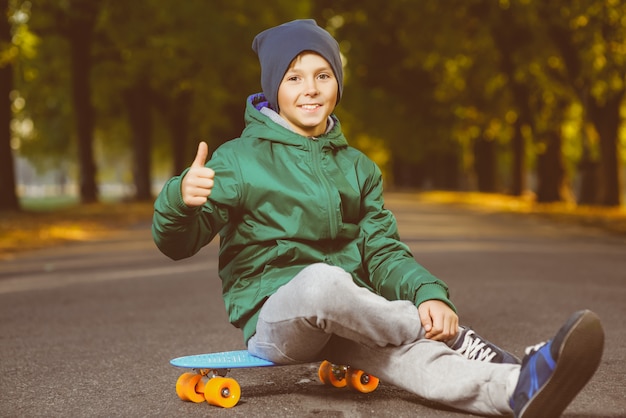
top-left (247, 263), bottom-right (519, 416)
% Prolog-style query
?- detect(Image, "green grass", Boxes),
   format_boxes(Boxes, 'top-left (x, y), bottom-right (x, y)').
top-left (20, 196), bottom-right (81, 211)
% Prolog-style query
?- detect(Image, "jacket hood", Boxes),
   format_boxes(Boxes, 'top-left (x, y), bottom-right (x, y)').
top-left (242, 93), bottom-right (349, 149)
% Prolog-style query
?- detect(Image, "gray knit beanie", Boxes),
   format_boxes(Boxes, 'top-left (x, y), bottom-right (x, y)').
top-left (252, 19), bottom-right (343, 111)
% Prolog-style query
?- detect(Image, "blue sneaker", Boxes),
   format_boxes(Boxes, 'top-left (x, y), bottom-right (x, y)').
top-left (511, 310), bottom-right (604, 418)
top-left (452, 326), bottom-right (521, 364)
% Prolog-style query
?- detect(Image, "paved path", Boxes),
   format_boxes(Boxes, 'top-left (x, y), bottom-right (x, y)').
top-left (1, 192), bottom-right (624, 417)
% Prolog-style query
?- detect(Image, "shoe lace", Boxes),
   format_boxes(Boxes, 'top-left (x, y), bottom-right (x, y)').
top-left (454, 330), bottom-right (498, 362)
top-left (524, 341), bottom-right (547, 356)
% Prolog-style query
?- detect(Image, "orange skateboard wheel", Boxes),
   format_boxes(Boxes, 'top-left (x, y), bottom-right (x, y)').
top-left (318, 360), bottom-right (347, 388)
top-left (318, 360), bottom-right (331, 384)
top-left (204, 377), bottom-right (241, 408)
top-left (175, 372), bottom-right (206, 403)
top-left (346, 369), bottom-right (379, 393)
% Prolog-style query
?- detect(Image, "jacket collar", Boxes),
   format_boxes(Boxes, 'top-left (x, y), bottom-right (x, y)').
top-left (243, 93), bottom-right (348, 149)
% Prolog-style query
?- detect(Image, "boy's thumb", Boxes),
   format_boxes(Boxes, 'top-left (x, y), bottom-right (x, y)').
top-left (191, 141), bottom-right (208, 168)
top-left (418, 306), bottom-right (433, 332)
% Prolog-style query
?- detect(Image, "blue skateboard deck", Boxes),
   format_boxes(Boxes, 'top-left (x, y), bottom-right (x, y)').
top-left (171, 350), bottom-right (276, 369)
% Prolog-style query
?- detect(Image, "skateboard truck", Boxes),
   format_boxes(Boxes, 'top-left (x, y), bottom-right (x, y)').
top-left (318, 360), bottom-right (379, 393)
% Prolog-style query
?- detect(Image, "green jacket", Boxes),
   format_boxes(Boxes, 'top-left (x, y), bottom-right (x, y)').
top-left (152, 94), bottom-right (455, 343)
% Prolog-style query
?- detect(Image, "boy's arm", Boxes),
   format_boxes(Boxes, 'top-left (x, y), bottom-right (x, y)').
top-left (357, 156), bottom-right (456, 315)
top-left (152, 142), bottom-right (225, 260)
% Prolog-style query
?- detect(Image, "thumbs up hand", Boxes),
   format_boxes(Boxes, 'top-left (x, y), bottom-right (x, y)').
top-left (181, 142), bottom-right (215, 207)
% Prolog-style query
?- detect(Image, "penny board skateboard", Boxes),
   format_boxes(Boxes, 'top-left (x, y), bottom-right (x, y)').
top-left (171, 349), bottom-right (379, 408)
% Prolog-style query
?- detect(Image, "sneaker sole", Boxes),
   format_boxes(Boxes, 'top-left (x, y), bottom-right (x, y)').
top-left (518, 310), bottom-right (604, 418)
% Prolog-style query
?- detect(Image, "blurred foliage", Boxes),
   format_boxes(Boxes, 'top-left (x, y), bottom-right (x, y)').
top-left (3, 0), bottom-right (626, 206)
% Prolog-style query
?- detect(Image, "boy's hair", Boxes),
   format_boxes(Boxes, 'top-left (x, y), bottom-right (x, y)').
top-left (252, 19), bottom-right (343, 111)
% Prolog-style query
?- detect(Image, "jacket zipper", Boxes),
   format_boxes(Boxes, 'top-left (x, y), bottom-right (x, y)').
top-left (311, 138), bottom-right (338, 239)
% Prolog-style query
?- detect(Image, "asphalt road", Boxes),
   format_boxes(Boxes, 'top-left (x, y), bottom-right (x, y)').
top-left (1, 192), bottom-right (625, 417)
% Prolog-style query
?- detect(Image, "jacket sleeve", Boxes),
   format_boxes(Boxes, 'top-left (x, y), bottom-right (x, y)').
top-left (358, 158), bottom-right (456, 312)
top-left (152, 140), bottom-right (243, 260)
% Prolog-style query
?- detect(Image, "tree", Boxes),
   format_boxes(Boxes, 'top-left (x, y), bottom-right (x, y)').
top-left (485, 1), bottom-right (575, 202)
top-left (312, 1), bottom-right (464, 189)
top-left (0, 0), bottom-right (19, 211)
top-left (123, 80), bottom-right (153, 201)
top-left (8, 0), bottom-right (624, 206)
top-left (97, 0), bottom-right (309, 199)
top-left (313, 0), bottom-right (624, 205)
top-left (487, 2), bottom-right (534, 196)
top-left (536, 1), bottom-right (625, 206)
top-left (63, 0), bottom-right (99, 203)
top-left (98, 0), bottom-right (161, 201)
top-left (27, 0), bottom-right (101, 203)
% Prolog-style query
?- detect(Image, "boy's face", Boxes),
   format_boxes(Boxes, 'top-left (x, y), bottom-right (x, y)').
top-left (277, 52), bottom-right (338, 137)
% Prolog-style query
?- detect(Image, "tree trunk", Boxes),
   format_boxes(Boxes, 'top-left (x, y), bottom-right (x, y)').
top-left (510, 119), bottom-right (526, 196)
top-left (473, 134), bottom-right (497, 192)
top-left (490, 4), bottom-right (531, 197)
top-left (539, 4), bottom-right (623, 207)
top-left (152, 89), bottom-right (193, 176)
top-left (536, 130), bottom-right (565, 203)
top-left (66, 2), bottom-right (98, 203)
top-left (0, 0), bottom-right (20, 211)
top-left (390, 156), bottom-right (426, 189)
top-left (124, 82), bottom-right (153, 201)
top-left (428, 151), bottom-right (459, 190)
top-left (587, 91), bottom-right (624, 207)
top-left (577, 148), bottom-right (599, 205)
top-left (168, 90), bottom-right (193, 176)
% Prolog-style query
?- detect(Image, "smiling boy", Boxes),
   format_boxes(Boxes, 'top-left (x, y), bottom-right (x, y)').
top-left (278, 52), bottom-right (337, 137)
top-left (153, 19), bottom-right (604, 417)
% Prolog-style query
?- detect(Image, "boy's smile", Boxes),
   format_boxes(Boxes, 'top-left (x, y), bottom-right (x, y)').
top-left (277, 52), bottom-right (339, 137)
